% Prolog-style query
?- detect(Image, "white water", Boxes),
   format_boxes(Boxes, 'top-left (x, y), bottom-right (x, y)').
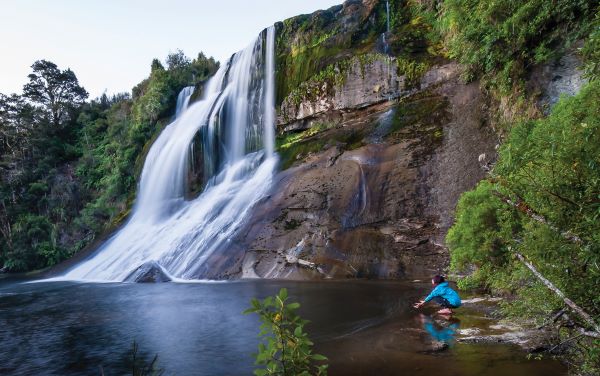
top-left (381, 0), bottom-right (390, 54)
top-left (61, 26), bottom-right (277, 282)
top-left (386, 0), bottom-right (390, 33)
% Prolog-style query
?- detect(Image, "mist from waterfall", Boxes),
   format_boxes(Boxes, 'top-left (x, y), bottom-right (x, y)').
top-left (60, 26), bottom-right (277, 282)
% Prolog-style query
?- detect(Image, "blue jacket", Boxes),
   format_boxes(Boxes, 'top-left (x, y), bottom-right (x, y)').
top-left (424, 282), bottom-right (461, 307)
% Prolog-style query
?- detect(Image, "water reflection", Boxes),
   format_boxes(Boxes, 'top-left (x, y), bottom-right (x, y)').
top-left (419, 313), bottom-right (460, 344)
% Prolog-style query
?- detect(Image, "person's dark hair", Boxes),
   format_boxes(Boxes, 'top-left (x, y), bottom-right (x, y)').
top-left (432, 275), bottom-right (445, 284)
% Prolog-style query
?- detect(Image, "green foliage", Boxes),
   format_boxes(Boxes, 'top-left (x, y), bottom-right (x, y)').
top-left (447, 80), bottom-right (600, 373)
top-left (275, 0), bottom-right (435, 105)
top-left (0, 52), bottom-right (218, 272)
top-left (244, 288), bottom-right (328, 376)
top-left (23, 59), bottom-right (88, 127)
top-left (0, 60), bottom-right (88, 271)
top-left (438, 0), bottom-right (596, 92)
top-left (447, 181), bottom-right (518, 273)
top-left (582, 10), bottom-right (600, 81)
top-left (128, 341), bottom-right (164, 376)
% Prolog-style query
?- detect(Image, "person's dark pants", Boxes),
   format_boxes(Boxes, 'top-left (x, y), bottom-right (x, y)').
top-left (431, 296), bottom-right (459, 309)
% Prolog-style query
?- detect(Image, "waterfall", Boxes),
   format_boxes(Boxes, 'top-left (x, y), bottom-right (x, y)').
top-left (263, 26), bottom-right (276, 157)
top-left (381, 0), bottom-right (391, 54)
top-left (386, 0), bottom-right (390, 33)
top-left (175, 86), bottom-right (195, 118)
top-left (61, 26), bottom-right (278, 282)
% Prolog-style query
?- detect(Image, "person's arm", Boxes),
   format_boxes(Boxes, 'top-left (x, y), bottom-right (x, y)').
top-left (413, 287), bottom-right (439, 309)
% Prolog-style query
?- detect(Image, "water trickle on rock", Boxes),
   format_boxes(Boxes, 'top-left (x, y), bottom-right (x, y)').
top-left (381, 0), bottom-right (391, 55)
top-left (62, 26), bottom-right (277, 282)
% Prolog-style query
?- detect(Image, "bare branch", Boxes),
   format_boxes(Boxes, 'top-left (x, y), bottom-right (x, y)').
top-left (493, 190), bottom-right (582, 243)
top-left (515, 252), bottom-right (600, 334)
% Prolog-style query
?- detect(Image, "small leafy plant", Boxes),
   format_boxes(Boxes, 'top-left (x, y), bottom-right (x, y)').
top-left (244, 288), bottom-right (328, 376)
top-left (130, 341), bottom-right (164, 376)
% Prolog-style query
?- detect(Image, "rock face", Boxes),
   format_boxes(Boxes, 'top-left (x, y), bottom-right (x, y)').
top-left (180, 0), bottom-right (584, 281)
top-left (528, 45), bottom-right (587, 114)
top-left (197, 62), bottom-right (498, 280)
top-left (279, 57), bottom-right (458, 133)
top-left (125, 261), bottom-right (171, 283)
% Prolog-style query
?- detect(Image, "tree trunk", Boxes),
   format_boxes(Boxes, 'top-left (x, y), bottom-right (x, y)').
top-left (515, 252), bottom-right (599, 334)
top-left (493, 191), bottom-right (582, 243)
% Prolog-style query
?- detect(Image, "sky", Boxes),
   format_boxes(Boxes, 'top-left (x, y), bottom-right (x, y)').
top-left (0, 0), bottom-right (342, 98)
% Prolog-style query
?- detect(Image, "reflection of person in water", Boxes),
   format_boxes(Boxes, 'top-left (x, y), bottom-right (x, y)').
top-left (419, 313), bottom-right (460, 343)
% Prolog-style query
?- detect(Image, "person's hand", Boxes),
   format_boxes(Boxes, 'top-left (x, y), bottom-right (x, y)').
top-left (413, 300), bottom-right (424, 309)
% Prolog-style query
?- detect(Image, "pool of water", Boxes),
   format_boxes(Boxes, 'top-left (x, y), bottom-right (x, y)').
top-left (0, 278), bottom-right (565, 375)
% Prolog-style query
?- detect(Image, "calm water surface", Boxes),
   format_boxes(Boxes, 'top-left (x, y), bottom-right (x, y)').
top-left (0, 278), bottom-right (566, 375)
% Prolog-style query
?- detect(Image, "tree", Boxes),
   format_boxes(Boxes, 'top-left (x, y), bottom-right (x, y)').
top-left (23, 60), bottom-right (88, 127)
top-left (165, 49), bottom-right (190, 71)
top-left (0, 93), bottom-right (35, 157)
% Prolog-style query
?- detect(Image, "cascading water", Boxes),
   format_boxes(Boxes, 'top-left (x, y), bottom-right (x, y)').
top-left (175, 86), bottom-right (195, 118)
top-left (61, 26), bottom-right (278, 282)
top-left (386, 0), bottom-right (390, 33)
top-left (381, 0), bottom-right (391, 54)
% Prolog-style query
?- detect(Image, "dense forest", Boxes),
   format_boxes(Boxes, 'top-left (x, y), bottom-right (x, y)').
top-left (0, 51), bottom-right (218, 272)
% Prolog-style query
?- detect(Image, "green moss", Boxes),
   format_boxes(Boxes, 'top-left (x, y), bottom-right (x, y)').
top-left (274, 1), bottom-right (409, 105)
top-left (274, 0), bottom-right (439, 107)
top-left (396, 57), bottom-right (429, 87)
top-left (276, 121), bottom-right (365, 170)
top-left (386, 91), bottom-right (449, 141)
top-left (283, 219), bottom-right (302, 230)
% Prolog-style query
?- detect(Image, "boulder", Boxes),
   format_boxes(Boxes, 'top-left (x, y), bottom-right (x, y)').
top-left (125, 261), bottom-right (171, 283)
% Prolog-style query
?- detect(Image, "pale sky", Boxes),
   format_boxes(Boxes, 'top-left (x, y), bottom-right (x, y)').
top-left (0, 0), bottom-right (342, 98)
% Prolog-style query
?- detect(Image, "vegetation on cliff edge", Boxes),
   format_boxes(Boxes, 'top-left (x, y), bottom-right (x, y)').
top-left (0, 52), bottom-right (218, 272)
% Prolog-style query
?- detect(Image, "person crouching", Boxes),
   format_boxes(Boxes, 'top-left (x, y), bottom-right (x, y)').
top-left (413, 275), bottom-right (461, 315)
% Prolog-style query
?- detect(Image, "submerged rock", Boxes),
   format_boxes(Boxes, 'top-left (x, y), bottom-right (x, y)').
top-left (125, 261), bottom-right (171, 283)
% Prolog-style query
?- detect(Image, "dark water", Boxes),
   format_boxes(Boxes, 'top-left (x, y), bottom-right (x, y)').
top-left (0, 278), bottom-right (565, 375)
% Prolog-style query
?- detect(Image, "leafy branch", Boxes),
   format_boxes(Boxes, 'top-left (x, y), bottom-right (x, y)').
top-left (244, 288), bottom-right (328, 376)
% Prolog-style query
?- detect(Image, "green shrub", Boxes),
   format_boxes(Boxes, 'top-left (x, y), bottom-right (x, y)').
top-left (244, 288), bottom-right (328, 376)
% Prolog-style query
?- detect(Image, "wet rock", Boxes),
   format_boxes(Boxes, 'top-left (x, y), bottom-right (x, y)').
top-left (419, 341), bottom-right (449, 353)
top-left (457, 331), bottom-right (535, 346)
top-left (458, 328), bottom-right (482, 336)
top-left (196, 69), bottom-right (498, 280)
top-left (125, 261), bottom-right (171, 283)
top-left (454, 297), bottom-right (555, 353)
top-left (279, 60), bottom-right (460, 129)
top-left (528, 44), bottom-right (587, 114)
top-left (461, 297), bottom-right (503, 304)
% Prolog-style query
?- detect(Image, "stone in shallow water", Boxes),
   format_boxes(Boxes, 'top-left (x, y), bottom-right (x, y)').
top-left (125, 261), bottom-right (171, 283)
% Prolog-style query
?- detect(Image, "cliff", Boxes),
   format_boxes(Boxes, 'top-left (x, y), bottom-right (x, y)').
top-left (200, 61), bottom-right (496, 279)
top-left (194, 0), bottom-right (589, 281)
